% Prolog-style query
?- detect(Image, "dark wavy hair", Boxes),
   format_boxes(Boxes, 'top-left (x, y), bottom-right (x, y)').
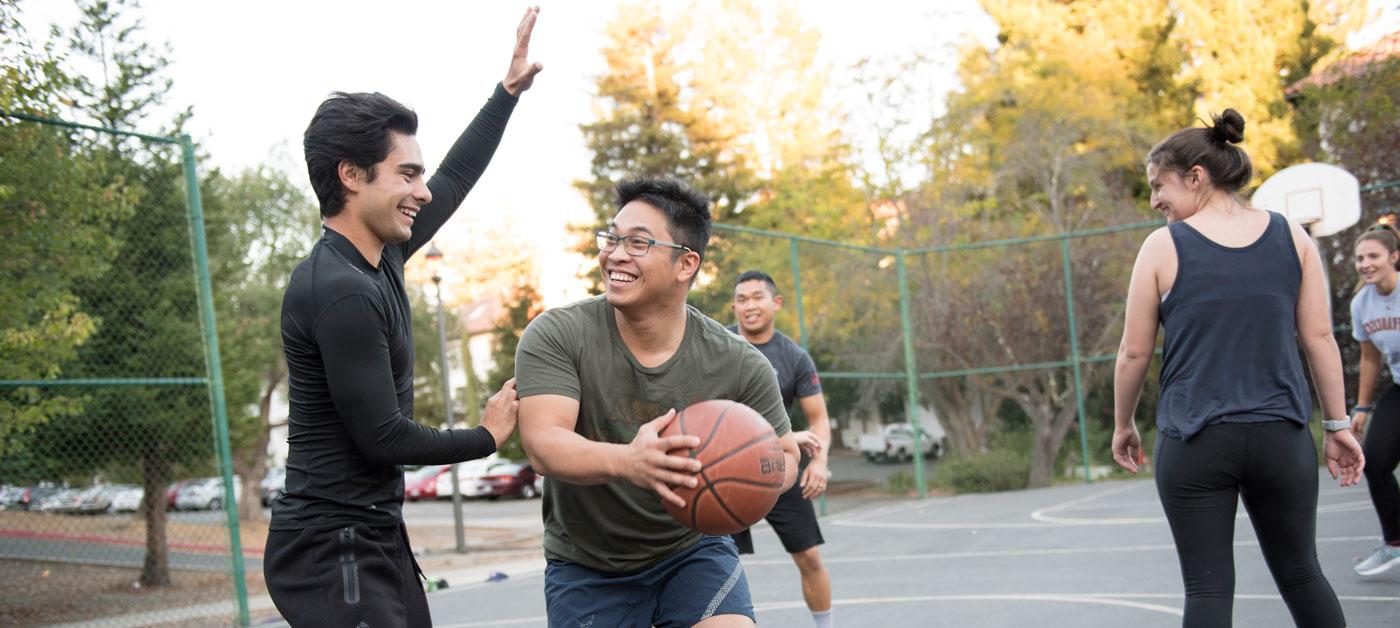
top-left (615, 177), bottom-right (712, 260)
top-left (1146, 108), bottom-right (1253, 194)
top-left (303, 92), bottom-right (418, 218)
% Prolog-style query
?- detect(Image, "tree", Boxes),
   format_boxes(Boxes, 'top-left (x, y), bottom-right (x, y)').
top-left (202, 164), bottom-right (318, 521)
top-left (0, 0), bottom-right (132, 457)
top-left (575, 0), bottom-right (758, 284)
top-left (1170, 0), bottom-right (1366, 176)
top-left (485, 280), bottom-right (543, 461)
top-left (41, 0), bottom-right (213, 586)
top-left (894, 0), bottom-right (1190, 486)
top-left (1288, 40), bottom-right (1400, 400)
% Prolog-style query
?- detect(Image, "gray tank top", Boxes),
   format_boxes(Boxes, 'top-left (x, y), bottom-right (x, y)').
top-left (1156, 211), bottom-right (1311, 440)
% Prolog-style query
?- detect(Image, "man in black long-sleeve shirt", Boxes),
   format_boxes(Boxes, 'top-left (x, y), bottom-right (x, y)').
top-left (265, 9), bottom-right (543, 627)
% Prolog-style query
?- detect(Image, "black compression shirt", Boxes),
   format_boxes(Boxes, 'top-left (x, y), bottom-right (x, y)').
top-left (272, 83), bottom-right (517, 530)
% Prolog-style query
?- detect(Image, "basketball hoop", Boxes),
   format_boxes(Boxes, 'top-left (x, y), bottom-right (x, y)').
top-left (1251, 163), bottom-right (1362, 237)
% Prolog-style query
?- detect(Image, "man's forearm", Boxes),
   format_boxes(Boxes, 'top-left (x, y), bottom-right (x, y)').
top-left (524, 426), bottom-right (625, 485)
top-left (810, 416), bottom-right (832, 464)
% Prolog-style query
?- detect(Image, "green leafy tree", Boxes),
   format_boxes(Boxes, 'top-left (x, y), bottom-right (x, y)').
top-left (31, 0), bottom-right (214, 586)
top-left (202, 164), bottom-right (318, 521)
top-left (575, 0), bottom-right (758, 290)
top-left (0, 0), bottom-right (133, 458)
top-left (487, 281), bottom-right (542, 461)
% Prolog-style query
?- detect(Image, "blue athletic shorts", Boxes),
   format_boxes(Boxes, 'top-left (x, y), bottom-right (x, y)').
top-left (544, 534), bottom-right (754, 627)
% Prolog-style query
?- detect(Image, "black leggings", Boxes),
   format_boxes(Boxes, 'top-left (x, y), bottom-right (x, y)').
top-left (1364, 384), bottom-right (1400, 543)
top-left (1155, 421), bottom-right (1344, 628)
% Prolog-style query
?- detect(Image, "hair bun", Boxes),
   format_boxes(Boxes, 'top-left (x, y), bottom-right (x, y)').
top-left (1210, 109), bottom-right (1246, 144)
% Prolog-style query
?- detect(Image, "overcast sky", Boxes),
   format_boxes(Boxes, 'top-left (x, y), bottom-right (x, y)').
top-left (17, 1), bottom-right (1398, 305)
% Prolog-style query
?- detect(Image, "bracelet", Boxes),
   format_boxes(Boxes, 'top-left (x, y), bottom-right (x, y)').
top-left (1352, 405), bottom-right (1373, 414)
top-left (1321, 418), bottom-right (1351, 432)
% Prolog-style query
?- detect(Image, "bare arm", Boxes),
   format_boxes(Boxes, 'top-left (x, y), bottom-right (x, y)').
top-left (796, 394), bottom-right (831, 498)
top-left (518, 394), bottom-right (702, 506)
top-left (1291, 220), bottom-right (1364, 486)
top-left (1111, 229), bottom-right (1168, 473)
top-left (1294, 228), bottom-right (1346, 419)
top-left (1354, 341), bottom-right (1382, 437)
top-left (777, 431), bottom-right (800, 492)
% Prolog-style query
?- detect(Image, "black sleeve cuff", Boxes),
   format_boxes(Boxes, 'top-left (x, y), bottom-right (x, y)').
top-left (494, 82), bottom-right (520, 105)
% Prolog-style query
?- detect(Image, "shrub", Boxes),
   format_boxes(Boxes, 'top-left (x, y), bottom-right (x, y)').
top-left (933, 449), bottom-right (1032, 494)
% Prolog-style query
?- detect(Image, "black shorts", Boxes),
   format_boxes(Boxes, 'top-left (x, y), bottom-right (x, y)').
top-left (731, 480), bottom-right (824, 555)
top-left (265, 521), bottom-right (429, 628)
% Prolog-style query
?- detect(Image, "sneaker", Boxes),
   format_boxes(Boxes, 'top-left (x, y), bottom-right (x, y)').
top-left (1355, 544), bottom-right (1400, 576)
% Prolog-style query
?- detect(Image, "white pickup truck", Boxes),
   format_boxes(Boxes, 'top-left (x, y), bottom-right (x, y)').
top-left (858, 423), bottom-right (943, 462)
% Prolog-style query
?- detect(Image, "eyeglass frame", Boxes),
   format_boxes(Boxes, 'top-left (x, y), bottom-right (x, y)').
top-left (595, 230), bottom-right (695, 258)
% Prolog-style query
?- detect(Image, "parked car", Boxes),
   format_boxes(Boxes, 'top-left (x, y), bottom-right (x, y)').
top-left (20, 484), bottom-right (61, 511)
top-left (175, 476), bottom-right (241, 511)
top-left (50, 486), bottom-right (114, 515)
top-left (260, 467), bottom-right (286, 506)
top-left (404, 465), bottom-right (450, 502)
top-left (858, 423), bottom-right (944, 462)
top-left (166, 479), bottom-right (199, 511)
top-left (475, 461), bottom-right (540, 500)
top-left (0, 485), bottom-right (26, 509)
top-left (434, 458), bottom-right (498, 499)
top-left (37, 487), bottom-right (83, 513)
top-left (106, 485), bottom-right (143, 513)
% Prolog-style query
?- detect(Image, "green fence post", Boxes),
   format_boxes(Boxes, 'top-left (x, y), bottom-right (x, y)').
top-left (789, 238), bottom-right (826, 515)
top-left (181, 135), bottom-right (250, 626)
top-left (896, 251), bottom-right (926, 497)
top-left (1060, 238), bottom-right (1092, 484)
top-left (790, 238), bottom-right (809, 345)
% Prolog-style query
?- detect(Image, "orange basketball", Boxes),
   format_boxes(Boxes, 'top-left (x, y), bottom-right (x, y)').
top-left (660, 399), bottom-right (787, 535)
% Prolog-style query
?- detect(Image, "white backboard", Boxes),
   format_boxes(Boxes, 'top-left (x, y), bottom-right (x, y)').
top-left (1251, 163), bottom-right (1361, 237)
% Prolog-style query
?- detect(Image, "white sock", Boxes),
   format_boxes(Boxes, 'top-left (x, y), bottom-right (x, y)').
top-left (812, 609), bottom-right (833, 628)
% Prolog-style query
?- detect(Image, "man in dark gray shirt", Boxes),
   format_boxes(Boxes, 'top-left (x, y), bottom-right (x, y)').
top-left (266, 9), bottom-right (542, 627)
top-left (729, 270), bottom-right (835, 628)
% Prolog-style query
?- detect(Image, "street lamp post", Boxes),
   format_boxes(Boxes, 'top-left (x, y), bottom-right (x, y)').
top-left (425, 243), bottom-right (467, 554)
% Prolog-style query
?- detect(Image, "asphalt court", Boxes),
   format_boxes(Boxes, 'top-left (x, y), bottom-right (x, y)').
top-left (426, 469), bottom-right (1400, 627)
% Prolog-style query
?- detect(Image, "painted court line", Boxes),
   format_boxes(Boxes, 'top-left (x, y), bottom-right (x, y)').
top-left (832, 483), bottom-right (1373, 528)
top-left (739, 536), bottom-right (1380, 567)
top-left (436, 592), bottom-right (1400, 627)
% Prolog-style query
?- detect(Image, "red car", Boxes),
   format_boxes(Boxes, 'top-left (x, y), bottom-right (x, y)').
top-left (404, 465), bottom-right (451, 502)
top-left (474, 461), bottom-right (540, 500)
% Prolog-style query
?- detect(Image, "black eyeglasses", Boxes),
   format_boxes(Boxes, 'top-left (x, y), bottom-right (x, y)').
top-left (595, 231), bottom-right (693, 257)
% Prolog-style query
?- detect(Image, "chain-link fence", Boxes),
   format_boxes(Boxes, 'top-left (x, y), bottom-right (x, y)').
top-left (706, 180), bottom-right (1399, 499)
top-left (1, 112), bottom-right (246, 626)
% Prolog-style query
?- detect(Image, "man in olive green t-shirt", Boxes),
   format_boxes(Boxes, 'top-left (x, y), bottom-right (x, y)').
top-left (516, 177), bottom-right (800, 628)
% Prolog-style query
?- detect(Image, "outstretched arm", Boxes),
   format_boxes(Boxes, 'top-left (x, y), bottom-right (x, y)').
top-left (404, 6), bottom-right (544, 256)
top-left (318, 296), bottom-right (507, 465)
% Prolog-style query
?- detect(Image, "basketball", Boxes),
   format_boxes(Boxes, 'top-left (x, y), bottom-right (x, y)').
top-left (660, 399), bottom-right (787, 535)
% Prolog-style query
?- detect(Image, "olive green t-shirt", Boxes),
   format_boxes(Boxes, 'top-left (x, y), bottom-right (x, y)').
top-left (515, 295), bottom-right (789, 574)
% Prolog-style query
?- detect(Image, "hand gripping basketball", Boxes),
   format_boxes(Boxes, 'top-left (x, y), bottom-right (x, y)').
top-left (621, 409), bottom-right (703, 509)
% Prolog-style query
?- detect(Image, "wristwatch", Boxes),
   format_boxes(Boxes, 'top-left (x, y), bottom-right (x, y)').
top-left (1321, 418), bottom-right (1351, 432)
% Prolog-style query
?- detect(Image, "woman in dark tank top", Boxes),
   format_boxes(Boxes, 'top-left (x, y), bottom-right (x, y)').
top-left (1110, 109), bottom-right (1365, 628)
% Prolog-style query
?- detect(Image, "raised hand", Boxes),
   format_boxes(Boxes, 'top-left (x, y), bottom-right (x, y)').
top-left (503, 6), bottom-right (544, 96)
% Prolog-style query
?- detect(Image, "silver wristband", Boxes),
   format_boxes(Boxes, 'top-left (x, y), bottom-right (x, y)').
top-left (1321, 418), bottom-right (1351, 432)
